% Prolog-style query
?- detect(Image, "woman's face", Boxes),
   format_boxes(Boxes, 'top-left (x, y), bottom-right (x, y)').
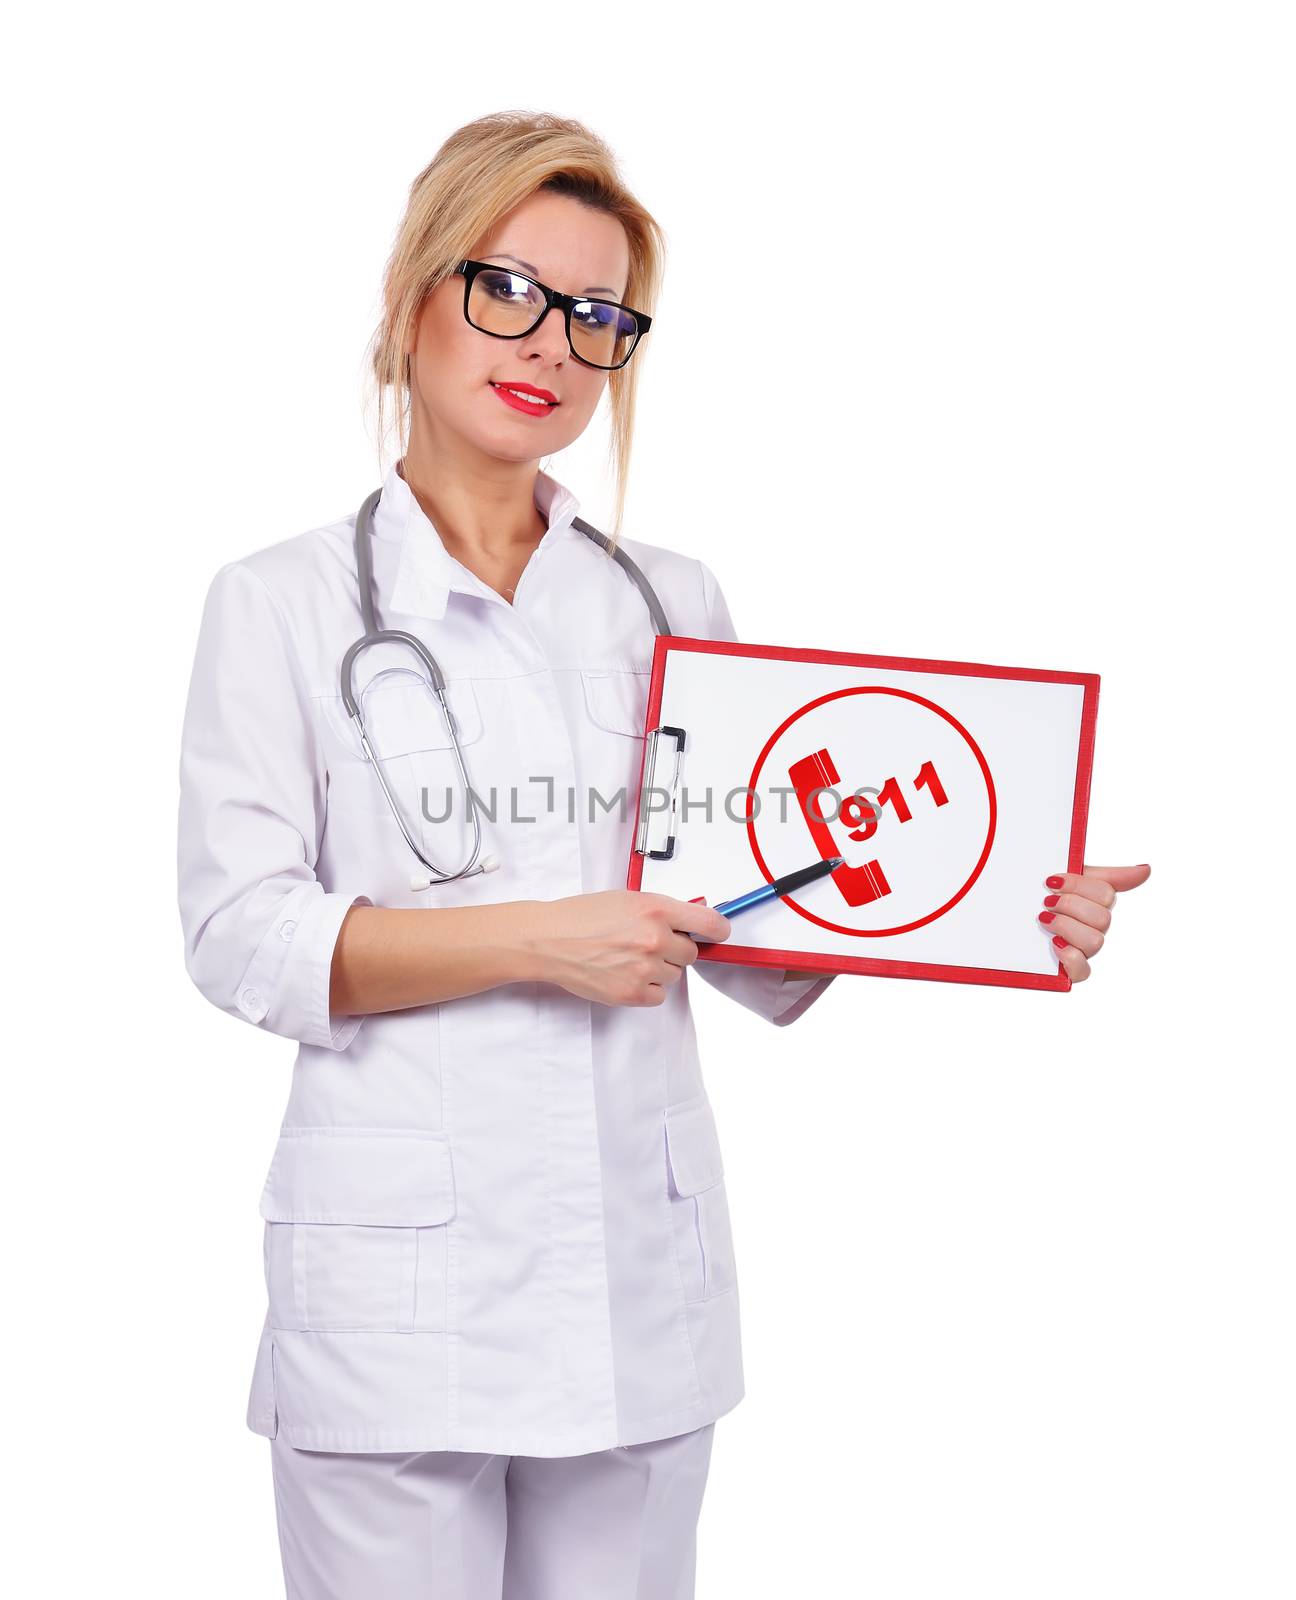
top-left (406, 190), bottom-right (632, 467)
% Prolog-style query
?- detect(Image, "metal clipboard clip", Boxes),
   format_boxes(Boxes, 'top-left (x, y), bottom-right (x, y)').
top-left (634, 724), bottom-right (686, 860)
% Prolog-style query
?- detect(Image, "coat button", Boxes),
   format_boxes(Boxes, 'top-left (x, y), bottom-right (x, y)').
top-left (241, 987), bottom-right (262, 1011)
top-left (278, 920), bottom-right (297, 941)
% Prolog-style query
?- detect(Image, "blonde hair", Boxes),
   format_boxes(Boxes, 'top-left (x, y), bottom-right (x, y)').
top-left (366, 111), bottom-right (666, 549)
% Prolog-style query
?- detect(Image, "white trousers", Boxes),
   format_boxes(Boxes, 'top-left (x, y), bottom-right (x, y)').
top-left (268, 1422), bottom-right (716, 1599)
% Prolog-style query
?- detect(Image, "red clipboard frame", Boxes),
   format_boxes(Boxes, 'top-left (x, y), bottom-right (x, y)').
top-left (624, 635), bottom-right (1101, 994)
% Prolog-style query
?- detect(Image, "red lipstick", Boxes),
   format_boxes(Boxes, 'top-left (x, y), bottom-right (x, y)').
top-left (490, 380), bottom-right (559, 415)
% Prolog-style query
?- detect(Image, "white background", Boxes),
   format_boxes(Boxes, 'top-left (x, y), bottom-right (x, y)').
top-left (5, 3), bottom-right (1291, 1595)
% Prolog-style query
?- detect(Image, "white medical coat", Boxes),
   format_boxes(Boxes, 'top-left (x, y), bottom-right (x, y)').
top-left (176, 459), bottom-right (834, 1455)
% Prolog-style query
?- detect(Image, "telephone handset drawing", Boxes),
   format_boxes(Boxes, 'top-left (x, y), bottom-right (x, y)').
top-left (788, 747), bottom-right (892, 909)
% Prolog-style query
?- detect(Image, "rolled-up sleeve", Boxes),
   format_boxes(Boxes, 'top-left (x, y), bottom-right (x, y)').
top-left (688, 558), bottom-right (836, 1027)
top-left (177, 559), bottom-right (372, 1051)
top-left (690, 959), bottom-right (835, 1026)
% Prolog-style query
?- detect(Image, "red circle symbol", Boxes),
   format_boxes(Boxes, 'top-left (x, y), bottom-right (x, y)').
top-left (745, 686), bottom-right (997, 937)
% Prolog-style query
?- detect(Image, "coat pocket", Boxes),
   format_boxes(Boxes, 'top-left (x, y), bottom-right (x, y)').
top-left (664, 1095), bottom-right (737, 1303)
top-left (580, 668), bottom-right (649, 738)
top-left (258, 1127), bottom-right (456, 1334)
top-left (320, 671), bottom-right (484, 821)
top-left (578, 668), bottom-right (650, 831)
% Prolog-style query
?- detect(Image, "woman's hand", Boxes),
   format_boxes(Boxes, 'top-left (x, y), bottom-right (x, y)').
top-left (534, 890), bottom-right (732, 1007)
top-left (1037, 862), bottom-right (1151, 982)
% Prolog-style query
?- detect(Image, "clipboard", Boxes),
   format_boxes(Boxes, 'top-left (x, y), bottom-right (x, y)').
top-left (624, 636), bottom-right (1099, 992)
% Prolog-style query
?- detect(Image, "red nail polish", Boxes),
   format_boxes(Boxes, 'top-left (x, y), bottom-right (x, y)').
top-left (1043, 893), bottom-right (1060, 907)
top-left (1038, 911), bottom-right (1055, 924)
top-left (1046, 875), bottom-right (1064, 889)
top-left (1052, 934), bottom-right (1067, 949)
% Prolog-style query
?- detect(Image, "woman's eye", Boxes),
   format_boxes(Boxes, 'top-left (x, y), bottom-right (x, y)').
top-left (575, 305), bottom-right (615, 330)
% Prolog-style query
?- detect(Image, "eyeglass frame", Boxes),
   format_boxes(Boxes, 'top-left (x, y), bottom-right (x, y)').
top-left (453, 258), bottom-right (652, 371)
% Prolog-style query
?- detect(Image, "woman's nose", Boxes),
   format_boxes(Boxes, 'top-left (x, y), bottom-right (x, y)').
top-left (523, 303), bottom-right (570, 360)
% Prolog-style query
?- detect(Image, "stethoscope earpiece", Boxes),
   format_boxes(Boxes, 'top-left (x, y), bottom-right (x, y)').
top-left (408, 852), bottom-right (501, 893)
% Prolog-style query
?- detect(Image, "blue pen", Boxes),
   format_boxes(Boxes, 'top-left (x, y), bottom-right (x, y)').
top-left (690, 855), bottom-right (844, 936)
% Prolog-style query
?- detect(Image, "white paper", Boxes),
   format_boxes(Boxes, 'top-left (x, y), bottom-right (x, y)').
top-left (637, 650), bottom-right (1092, 979)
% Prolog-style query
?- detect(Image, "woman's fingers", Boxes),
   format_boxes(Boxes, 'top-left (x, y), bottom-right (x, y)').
top-left (1035, 864), bottom-right (1146, 983)
top-left (1039, 892), bottom-right (1111, 933)
top-left (1044, 864), bottom-right (1151, 901)
top-left (1049, 935), bottom-right (1091, 983)
top-left (1043, 871), bottom-right (1116, 908)
top-left (1039, 912), bottom-right (1105, 958)
top-left (1082, 862), bottom-right (1152, 893)
top-left (661, 929), bottom-right (707, 969)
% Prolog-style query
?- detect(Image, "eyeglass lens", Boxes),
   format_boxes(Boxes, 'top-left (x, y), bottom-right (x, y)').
top-left (468, 268), bottom-right (641, 368)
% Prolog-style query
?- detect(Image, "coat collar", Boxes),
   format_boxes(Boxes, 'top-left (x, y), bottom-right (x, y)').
top-left (373, 457), bottom-right (583, 621)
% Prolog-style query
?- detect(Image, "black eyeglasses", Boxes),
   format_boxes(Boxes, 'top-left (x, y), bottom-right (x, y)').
top-left (454, 258), bottom-right (651, 371)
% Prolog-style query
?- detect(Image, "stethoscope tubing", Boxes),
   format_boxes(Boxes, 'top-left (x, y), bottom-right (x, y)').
top-left (342, 483), bottom-right (670, 889)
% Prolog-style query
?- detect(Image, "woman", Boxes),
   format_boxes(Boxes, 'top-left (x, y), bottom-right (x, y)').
top-left (176, 111), bottom-right (1148, 1599)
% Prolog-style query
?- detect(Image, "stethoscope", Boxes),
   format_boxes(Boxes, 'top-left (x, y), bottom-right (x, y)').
top-left (341, 484), bottom-right (673, 892)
